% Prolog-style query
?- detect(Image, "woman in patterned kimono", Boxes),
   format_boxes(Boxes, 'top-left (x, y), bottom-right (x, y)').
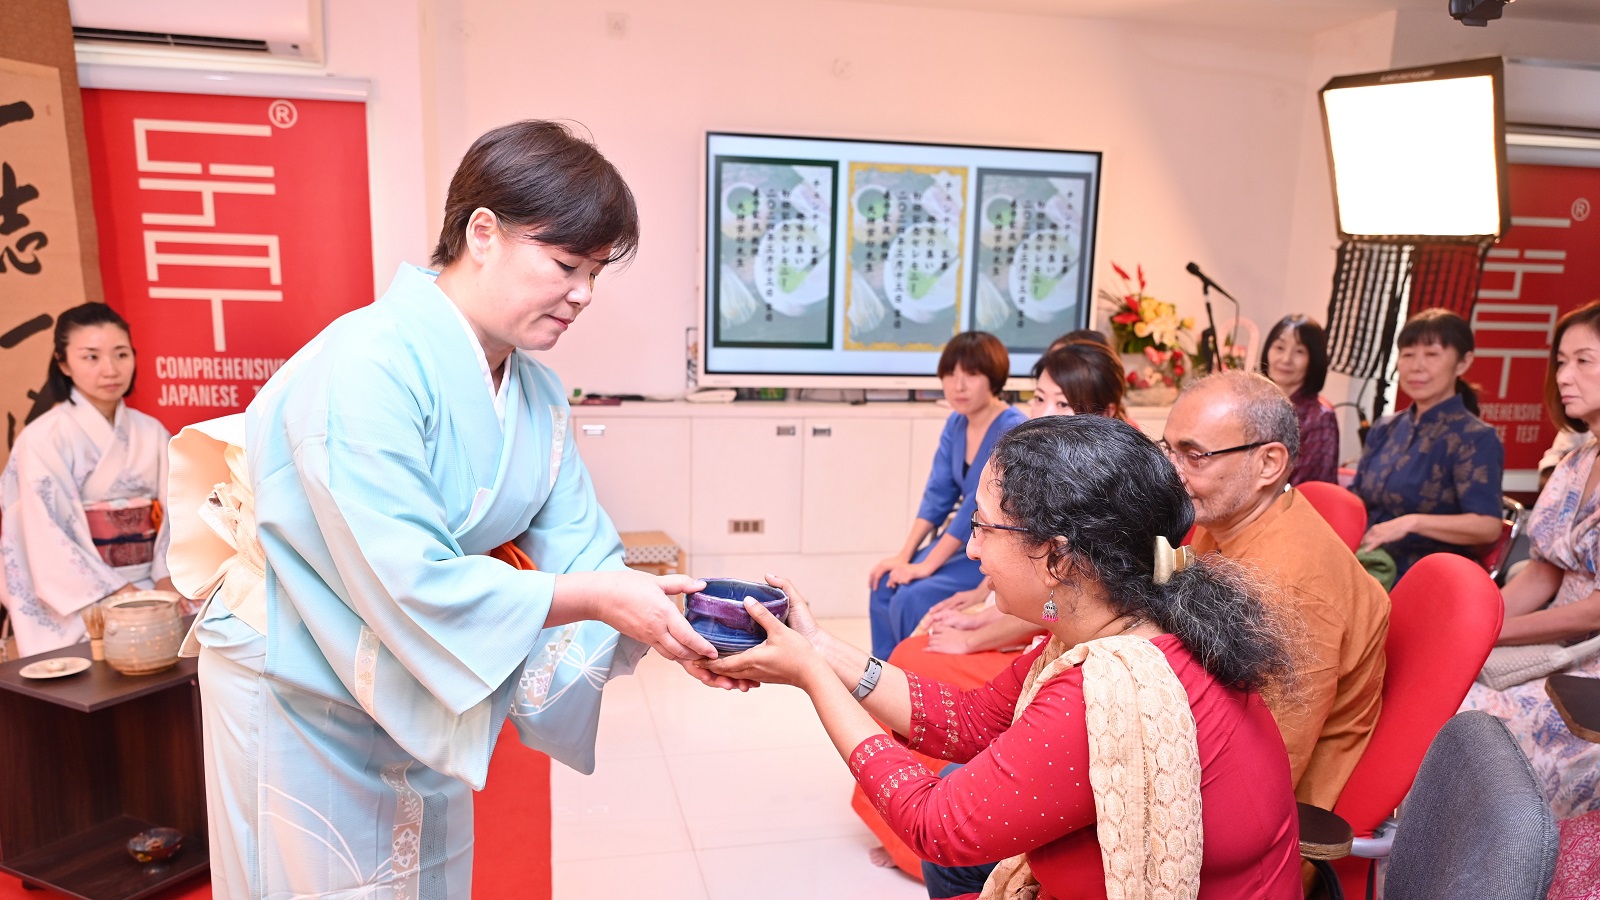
top-left (1463, 300), bottom-right (1600, 820)
top-left (180, 121), bottom-right (742, 899)
top-left (707, 416), bottom-right (1303, 900)
top-left (1351, 309), bottom-right (1504, 579)
top-left (0, 303), bottom-right (175, 657)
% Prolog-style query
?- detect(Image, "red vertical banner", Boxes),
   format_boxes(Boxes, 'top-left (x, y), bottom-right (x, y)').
top-left (1468, 163), bottom-right (1600, 478)
top-left (81, 89), bottom-right (373, 434)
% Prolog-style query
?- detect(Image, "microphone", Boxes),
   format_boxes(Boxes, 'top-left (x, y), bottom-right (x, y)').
top-left (1185, 262), bottom-right (1239, 303)
top-left (1185, 261), bottom-right (1242, 372)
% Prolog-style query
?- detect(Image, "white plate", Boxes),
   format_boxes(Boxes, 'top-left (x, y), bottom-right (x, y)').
top-left (19, 657), bottom-right (92, 679)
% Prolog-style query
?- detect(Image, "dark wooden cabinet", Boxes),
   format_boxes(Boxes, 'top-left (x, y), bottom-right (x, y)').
top-left (0, 637), bottom-right (207, 899)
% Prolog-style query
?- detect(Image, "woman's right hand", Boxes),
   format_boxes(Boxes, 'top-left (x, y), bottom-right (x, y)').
top-left (559, 570), bottom-right (716, 662)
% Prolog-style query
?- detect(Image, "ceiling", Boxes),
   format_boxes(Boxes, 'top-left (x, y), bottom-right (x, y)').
top-left (835, 0), bottom-right (1600, 34)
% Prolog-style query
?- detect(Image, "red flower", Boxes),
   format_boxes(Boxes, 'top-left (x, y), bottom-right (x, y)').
top-left (1137, 264), bottom-right (1146, 291)
top-left (1112, 312), bottom-right (1140, 325)
top-left (1144, 346), bottom-right (1169, 365)
top-left (1111, 261), bottom-right (1131, 282)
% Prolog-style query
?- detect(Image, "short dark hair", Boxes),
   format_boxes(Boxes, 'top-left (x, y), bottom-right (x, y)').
top-left (1398, 308), bottom-right (1479, 414)
top-left (1546, 300), bottom-right (1600, 434)
top-left (1258, 315), bottom-right (1329, 397)
top-left (1047, 328), bottom-right (1111, 353)
top-left (988, 416), bottom-right (1293, 692)
top-left (25, 302), bottom-right (136, 424)
top-left (432, 120), bottom-right (639, 268)
top-left (937, 331), bottom-right (1010, 396)
top-left (1030, 341), bottom-right (1124, 418)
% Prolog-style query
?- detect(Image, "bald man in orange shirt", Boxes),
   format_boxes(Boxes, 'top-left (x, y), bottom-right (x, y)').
top-left (1162, 371), bottom-right (1389, 809)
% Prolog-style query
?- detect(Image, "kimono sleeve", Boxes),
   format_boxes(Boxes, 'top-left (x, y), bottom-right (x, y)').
top-left (1, 425), bottom-right (127, 616)
top-left (260, 350), bottom-right (556, 724)
top-left (505, 390), bottom-right (648, 774)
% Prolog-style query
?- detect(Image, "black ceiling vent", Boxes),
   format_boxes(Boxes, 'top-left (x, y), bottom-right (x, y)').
top-left (72, 27), bottom-right (272, 54)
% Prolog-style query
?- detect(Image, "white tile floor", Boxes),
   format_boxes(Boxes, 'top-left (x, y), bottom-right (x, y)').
top-left (551, 617), bottom-right (930, 900)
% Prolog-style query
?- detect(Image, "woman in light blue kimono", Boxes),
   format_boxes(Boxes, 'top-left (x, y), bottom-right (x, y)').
top-left (176, 121), bottom-right (736, 899)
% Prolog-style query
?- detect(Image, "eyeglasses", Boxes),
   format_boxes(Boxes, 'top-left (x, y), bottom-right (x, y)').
top-left (970, 515), bottom-right (1032, 537)
top-left (1157, 439), bottom-right (1270, 469)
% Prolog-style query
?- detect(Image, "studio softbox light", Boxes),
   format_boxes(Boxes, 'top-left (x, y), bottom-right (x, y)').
top-left (1319, 56), bottom-right (1509, 242)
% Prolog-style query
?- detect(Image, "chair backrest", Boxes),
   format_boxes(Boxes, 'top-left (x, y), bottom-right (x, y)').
top-left (1296, 481), bottom-right (1366, 553)
top-left (1385, 711), bottom-right (1558, 900)
top-left (1477, 496), bottom-right (1528, 583)
top-left (1332, 553), bottom-right (1505, 836)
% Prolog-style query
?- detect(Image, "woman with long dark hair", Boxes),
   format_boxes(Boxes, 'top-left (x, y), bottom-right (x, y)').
top-left (0, 303), bottom-right (176, 656)
top-left (1260, 314), bottom-right (1338, 485)
top-left (1351, 308), bottom-right (1504, 578)
top-left (708, 416), bottom-right (1301, 899)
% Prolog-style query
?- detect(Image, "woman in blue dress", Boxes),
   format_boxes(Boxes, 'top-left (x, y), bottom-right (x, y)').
top-left (1352, 309), bottom-right (1504, 580)
top-left (868, 331), bottom-right (1025, 658)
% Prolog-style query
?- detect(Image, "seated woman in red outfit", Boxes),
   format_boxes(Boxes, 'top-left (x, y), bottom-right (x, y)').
top-left (706, 416), bottom-right (1302, 899)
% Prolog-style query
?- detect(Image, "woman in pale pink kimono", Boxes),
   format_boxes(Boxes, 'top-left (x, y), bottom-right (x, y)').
top-left (1462, 301), bottom-right (1600, 821)
top-left (0, 303), bottom-right (175, 656)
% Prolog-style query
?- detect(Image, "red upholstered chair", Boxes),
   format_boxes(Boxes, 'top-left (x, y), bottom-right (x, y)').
top-left (1322, 553), bottom-right (1505, 898)
top-left (1296, 482), bottom-right (1367, 553)
top-left (1475, 495), bottom-right (1528, 584)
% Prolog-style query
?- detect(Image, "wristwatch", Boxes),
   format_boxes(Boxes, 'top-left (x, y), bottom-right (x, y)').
top-left (852, 656), bottom-right (884, 701)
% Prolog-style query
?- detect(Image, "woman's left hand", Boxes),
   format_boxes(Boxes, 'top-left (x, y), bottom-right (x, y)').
top-left (698, 598), bottom-right (829, 689)
top-left (886, 560), bottom-right (933, 588)
top-left (1359, 515), bottom-right (1412, 553)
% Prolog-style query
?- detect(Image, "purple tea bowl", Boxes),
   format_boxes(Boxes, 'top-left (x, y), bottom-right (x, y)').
top-left (684, 578), bottom-right (789, 654)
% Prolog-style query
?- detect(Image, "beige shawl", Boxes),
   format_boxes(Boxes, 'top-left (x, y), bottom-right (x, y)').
top-left (980, 634), bottom-right (1203, 900)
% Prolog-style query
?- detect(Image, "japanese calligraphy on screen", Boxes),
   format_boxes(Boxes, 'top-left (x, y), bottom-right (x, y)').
top-left (701, 133), bottom-right (1100, 388)
top-left (844, 163), bottom-right (967, 352)
top-left (712, 157), bottom-right (836, 348)
top-left (972, 170), bottom-right (1090, 352)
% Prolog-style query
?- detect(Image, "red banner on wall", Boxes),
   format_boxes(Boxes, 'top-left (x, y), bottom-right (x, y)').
top-left (81, 89), bottom-right (373, 434)
top-left (1466, 163), bottom-right (1600, 477)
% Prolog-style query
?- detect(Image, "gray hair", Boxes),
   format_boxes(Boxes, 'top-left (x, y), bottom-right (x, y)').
top-left (1182, 370), bottom-right (1300, 465)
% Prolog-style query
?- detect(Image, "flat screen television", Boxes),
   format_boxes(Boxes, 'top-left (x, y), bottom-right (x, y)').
top-left (699, 132), bottom-right (1102, 389)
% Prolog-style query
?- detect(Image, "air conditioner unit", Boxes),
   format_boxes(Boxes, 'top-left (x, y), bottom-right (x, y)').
top-left (70, 0), bottom-right (323, 64)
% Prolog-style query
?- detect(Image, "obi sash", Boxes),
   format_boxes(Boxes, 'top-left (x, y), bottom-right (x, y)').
top-left (83, 498), bottom-right (161, 568)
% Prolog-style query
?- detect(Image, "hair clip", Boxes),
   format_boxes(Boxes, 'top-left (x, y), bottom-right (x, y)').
top-left (1153, 535), bottom-right (1195, 585)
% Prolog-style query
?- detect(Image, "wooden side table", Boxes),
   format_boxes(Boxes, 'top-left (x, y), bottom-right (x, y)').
top-left (0, 634), bottom-right (207, 899)
top-left (620, 530), bottom-right (683, 577)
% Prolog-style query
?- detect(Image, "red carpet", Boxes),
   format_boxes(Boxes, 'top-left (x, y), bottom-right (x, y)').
top-left (0, 727), bottom-right (552, 899)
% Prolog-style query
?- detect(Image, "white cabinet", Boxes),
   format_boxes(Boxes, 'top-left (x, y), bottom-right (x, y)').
top-left (689, 417), bottom-right (804, 555)
top-left (571, 414), bottom-right (692, 545)
top-left (800, 418), bottom-right (911, 555)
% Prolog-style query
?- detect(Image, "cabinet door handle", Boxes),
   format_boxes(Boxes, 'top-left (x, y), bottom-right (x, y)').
top-left (581, 424), bottom-right (606, 437)
top-left (775, 425), bottom-right (796, 437)
top-left (811, 426), bottom-right (832, 438)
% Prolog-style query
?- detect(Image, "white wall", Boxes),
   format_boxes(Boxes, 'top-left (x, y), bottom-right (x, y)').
top-left (310, 0), bottom-right (1600, 410)
top-left (409, 0), bottom-right (1317, 397)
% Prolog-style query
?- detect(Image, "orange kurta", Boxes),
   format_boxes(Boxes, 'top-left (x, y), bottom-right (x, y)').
top-left (1193, 487), bottom-right (1389, 809)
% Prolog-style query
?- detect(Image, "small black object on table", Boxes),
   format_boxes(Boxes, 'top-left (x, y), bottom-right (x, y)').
top-left (0, 624), bottom-right (207, 899)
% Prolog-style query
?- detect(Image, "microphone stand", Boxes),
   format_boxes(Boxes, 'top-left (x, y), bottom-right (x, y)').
top-left (1187, 263), bottom-right (1242, 372)
top-left (1200, 283), bottom-right (1223, 374)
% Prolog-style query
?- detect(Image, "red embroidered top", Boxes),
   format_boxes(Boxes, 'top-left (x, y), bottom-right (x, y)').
top-left (848, 634), bottom-right (1302, 900)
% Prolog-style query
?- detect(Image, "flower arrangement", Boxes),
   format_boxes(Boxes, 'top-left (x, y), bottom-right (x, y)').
top-left (1098, 262), bottom-right (1195, 395)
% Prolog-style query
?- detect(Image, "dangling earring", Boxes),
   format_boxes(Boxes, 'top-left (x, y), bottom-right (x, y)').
top-left (1041, 588), bottom-right (1059, 622)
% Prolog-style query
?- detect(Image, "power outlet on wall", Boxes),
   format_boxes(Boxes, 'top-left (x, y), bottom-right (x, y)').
top-left (728, 519), bottom-right (765, 535)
